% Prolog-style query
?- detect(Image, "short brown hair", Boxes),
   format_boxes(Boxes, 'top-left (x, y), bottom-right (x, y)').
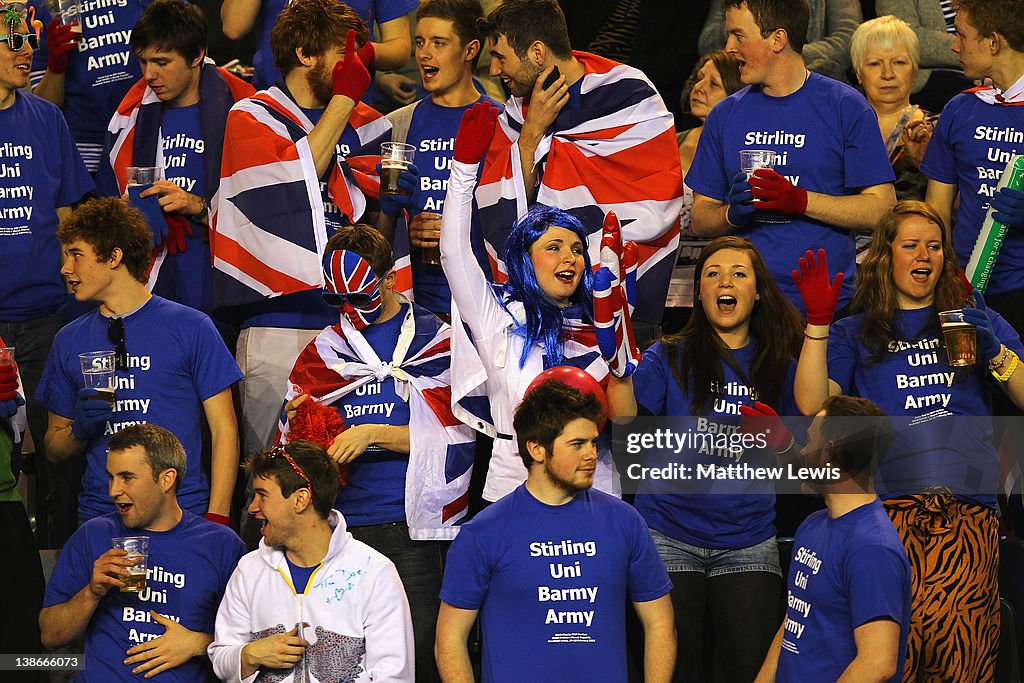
top-left (247, 441), bottom-right (339, 519)
top-left (818, 395), bottom-right (893, 477)
top-left (954, 0), bottom-right (1024, 52)
top-left (324, 224), bottom-right (395, 279)
top-left (108, 424), bottom-right (187, 492)
top-left (418, 0), bottom-right (486, 68)
top-left (723, 0), bottom-right (809, 53)
top-left (58, 198), bottom-right (153, 283)
top-left (271, 0), bottom-right (370, 76)
top-left (483, 0), bottom-right (572, 60)
top-left (513, 381), bottom-right (603, 468)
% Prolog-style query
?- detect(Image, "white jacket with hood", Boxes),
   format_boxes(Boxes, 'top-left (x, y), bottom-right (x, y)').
top-left (209, 509), bottom-right (414, 682)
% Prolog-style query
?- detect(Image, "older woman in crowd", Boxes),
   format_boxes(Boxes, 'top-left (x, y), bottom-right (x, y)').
top-left (852, 15), bottom-right (934, 202)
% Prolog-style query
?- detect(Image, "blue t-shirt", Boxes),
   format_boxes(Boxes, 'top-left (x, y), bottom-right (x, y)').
top-left (36, 296), bottom-right (243, 520)
top-left (686, 73), bottom-right (895, 314)
top-left (403, 95), bottom-right (502, 315)
top-left (828, 307), bottom-right (1024, 507)
top-left (334, 305), bottom-right (412, 526)
top-left (440, 485), bottom-right (672, 683)
top-left (42, 511), bottom-right (245, 683)
top-left (251, 0), bottom-right (418, 91)
top-left (920, 93), bottom-right (1024, 294)
top-left (240, 103), bottom-right (376, 331)
top-left (776, 499), bottom-right (911, 682)
top-left (30, 0), bottom-right (152, 167)
top-left (285, 555), bottom-right (321, 594)
top-left (631, 340), bottom-right (797, 549)
top-left (0, 92), bottom-right (94, 321)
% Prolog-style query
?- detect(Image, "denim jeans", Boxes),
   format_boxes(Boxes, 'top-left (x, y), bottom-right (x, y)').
top-left (649, 528), bottom-right (782, 577)
top-left (349, 521), bottom-right (448, 683)
top-left (0, 314), bottom-right (78, 548)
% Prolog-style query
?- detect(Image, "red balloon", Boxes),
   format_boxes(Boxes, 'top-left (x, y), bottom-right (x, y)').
top-left (524, 366), bottom-right (610, 421)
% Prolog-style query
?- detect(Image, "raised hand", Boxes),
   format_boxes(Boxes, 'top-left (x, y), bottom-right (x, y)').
top-left (726, 172), bottom-right (756, 227)
top-left (332, 29), bottom-right (371, 102)
top-left (594, 211), bottom-right (641, 378)
top-left (792, 249), bottom-right (843, 325)
top-left (750, 168), bottom-right (808, 215)
top-left (739, 401), bottom-right (794, 453)
top-left (45, 18), bottom-right (78, 75)
top-left (89, 548), bottom-right (133, 598)
top-left (453, 101), bottom-right (501, 165)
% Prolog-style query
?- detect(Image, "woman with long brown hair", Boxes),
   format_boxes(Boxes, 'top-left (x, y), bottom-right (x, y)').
top-left (610, 236), bottom-right (802, 681)
top-left (794, 200), bottom-right (1024, 681)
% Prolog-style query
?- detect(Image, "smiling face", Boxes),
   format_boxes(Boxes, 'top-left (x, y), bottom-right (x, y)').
top-left (248, 474), bottom-right (301, 548)
top-left (108, 445), bottom-right (174, 530)
top-left (529, 225), bottom-right (585, 306)
top-left (488, 33), bottom-right (541, 97)
top-left (952, 10), bottom-right (994, 81)
top-left (136, 46), bottom-right (203, 107)
top-left (698, 247), bottom-right (760, 340)
top-left (61, 238), bottom-right (117, 304)
top-left (859, 45), bottom-right (915, 108)
top-left (891, 214), bottom-right (944, 309)
top-left (0, 16), bottom-right (33, 93)
top-left (690, 59), bottom-right (729, 120)
top-left (416, 16), bottom-right (475, 96)
top-left (724, 4), bottom-right (775, 85)
top-left (532, 417), bottom-right (600, 493)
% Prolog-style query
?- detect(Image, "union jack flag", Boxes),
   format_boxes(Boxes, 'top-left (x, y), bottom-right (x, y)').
top-left (211, 86), bottom-right (391, 308)
top-left (279, 302), bottom-right (475, 540)
top-left (476, 51), bottom-right (683, 324)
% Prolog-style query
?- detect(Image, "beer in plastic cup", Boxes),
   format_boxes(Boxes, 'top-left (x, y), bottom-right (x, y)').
top-left (739, 149), bottom-right (776, 179)
top-left (126, 166), bottom-right (163, 186)
top-left (79, 350), bottom-right (116, 403)
top-left (938, 309), bottom-right (977, 367)
top-left (112, 536), bottom-right (149, 592)
top-left (380, 142), bottom-right (415, 196)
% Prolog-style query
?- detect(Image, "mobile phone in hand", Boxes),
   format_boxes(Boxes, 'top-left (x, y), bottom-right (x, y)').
top-left (542, 66), bottom-right (561, 90)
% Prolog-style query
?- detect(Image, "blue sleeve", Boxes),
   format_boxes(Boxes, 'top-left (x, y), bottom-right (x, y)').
top-left (779, 359), bottom-right (799, 415)
top-left (373, 0), bottom-right (418, 24)
top-left (43, 527), bottom-right (94, 607)
top-left (625, 507), bottom-right (672, 602)
top-left (53, 108), bottom-right (95, 205)
top-left (841, 100), bottom-right (897, 189)
top-left (919, 100), bottom-right (959, 185)
top-left (846, 544), bottom-right (910, 630)
top-left (36, 332), bottom-right (77, 420)
top-left (189, 316), bottom-right (244, 401)
top-left (632, 342), bottom-right (670, 416)
top-left (684, 103), bottom-right (729, 202)
top-left (439, 524), bottom-right (490, 610)
top-left (826, 320), bottom-right (858, 394)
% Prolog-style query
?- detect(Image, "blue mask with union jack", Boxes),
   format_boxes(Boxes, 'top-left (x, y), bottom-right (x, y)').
top-left (322, 249), bottom-right (383, 330)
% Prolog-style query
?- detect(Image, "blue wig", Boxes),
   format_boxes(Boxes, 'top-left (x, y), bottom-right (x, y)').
top-left (502, 204), bottom-right (595, 368)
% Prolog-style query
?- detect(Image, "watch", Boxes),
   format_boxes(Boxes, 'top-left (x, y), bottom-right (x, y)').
top-left (195, 196), bottom-right (210, 221)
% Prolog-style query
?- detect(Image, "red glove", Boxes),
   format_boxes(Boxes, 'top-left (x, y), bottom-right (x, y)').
top-left (739, 401), bottom-right (794, 453)
top-left (356, 40), bottom-right (375, 68)
top-left (0, 365), bottom-right (18, 402)
top-left (165, 216), bottom-right (193, 256)
top-left (750, 168), bottom-right (808, 215)
top-left (453, 101), bottom-right (501, 165)
top-left (332, 29), bottom-right (371, 101)
top-left (792, 249), bottom-right (843, 325)
top-left (45, 18), bottom-right (79, 75)
top-left (203, 512), bottom-right (231, 526)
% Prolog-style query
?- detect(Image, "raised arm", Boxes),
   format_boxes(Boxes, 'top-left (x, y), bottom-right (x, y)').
top-left (439, 102), bottom-right (507, 338)
top-left (40, 549), bottom-right (134, 649)
top-left (220, 0), bottom-right (261, 41)
top-left (792, 250), bottom-right (843, 415)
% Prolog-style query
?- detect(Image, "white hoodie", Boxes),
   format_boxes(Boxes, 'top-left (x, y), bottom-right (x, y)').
top-left (209, 510), bottom-right (414, 682)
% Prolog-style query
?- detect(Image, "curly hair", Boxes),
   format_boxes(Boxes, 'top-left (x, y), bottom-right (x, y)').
top-left (271, 0), bottom-right (369, 76)
top-left (853, 200), bottom-right (970, 361)
top-left (57, 198), bottom-right (154, 283)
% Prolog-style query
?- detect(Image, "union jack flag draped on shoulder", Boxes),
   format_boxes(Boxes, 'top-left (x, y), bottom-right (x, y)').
top-left (279, 301), bottom-right (475, 540)
top-left (476, 51), bottom-right (683, 324)
top-left (211, 85), bottom-right (390, 308)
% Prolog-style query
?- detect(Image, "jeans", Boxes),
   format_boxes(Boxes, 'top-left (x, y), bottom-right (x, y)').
top-left (650, 528), bottom-right (782, 577)
top-left (349, 521), bottom-right (448, 683)
top-left (0, 314), bottom-right (78, 548)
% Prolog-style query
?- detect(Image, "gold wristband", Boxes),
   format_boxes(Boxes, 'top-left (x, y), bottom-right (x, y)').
top-left (992, 351), bottom-right (1019, 383)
